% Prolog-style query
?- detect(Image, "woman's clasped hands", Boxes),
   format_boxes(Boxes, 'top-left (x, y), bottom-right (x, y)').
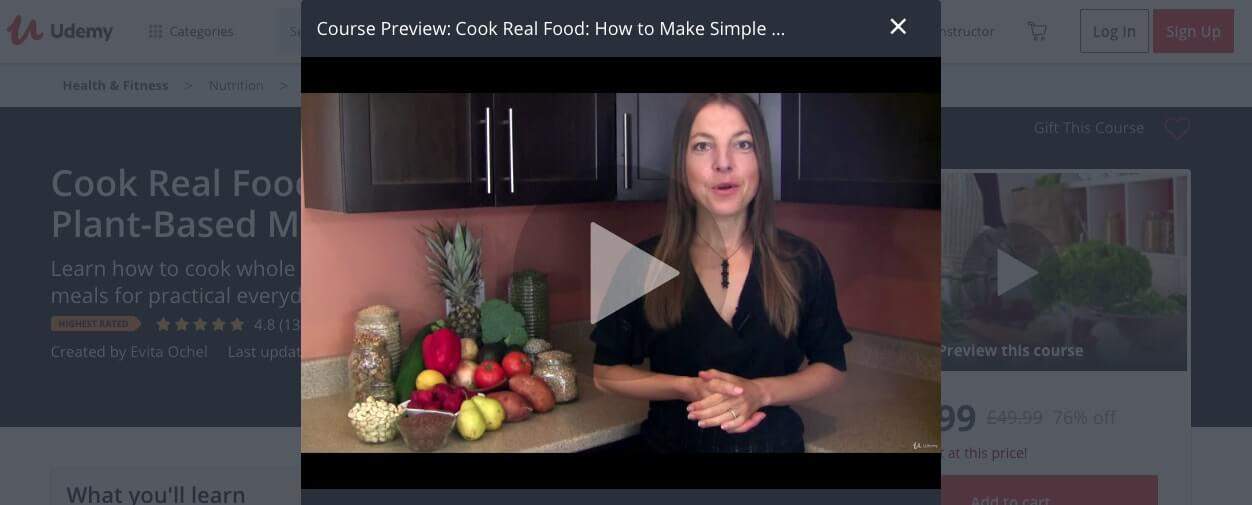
top-left (685, 369), bottom-right (770, 434)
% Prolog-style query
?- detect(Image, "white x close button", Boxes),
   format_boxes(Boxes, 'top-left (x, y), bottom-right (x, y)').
top-left (890, 17), bottom-right (908, 35)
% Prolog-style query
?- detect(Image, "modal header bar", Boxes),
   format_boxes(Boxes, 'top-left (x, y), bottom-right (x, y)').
top-left (301, 0), bottom-right (939, 58)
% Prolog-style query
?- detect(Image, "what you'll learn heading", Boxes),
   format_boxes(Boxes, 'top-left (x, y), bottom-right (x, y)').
top-left (315, 19), bottom-right (783, 40)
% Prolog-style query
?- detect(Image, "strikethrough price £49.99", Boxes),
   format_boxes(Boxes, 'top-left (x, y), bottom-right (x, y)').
top-left (942, 405), bottom-right (1121, 432)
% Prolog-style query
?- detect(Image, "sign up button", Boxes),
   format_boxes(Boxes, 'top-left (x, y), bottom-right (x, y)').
top-left (1081, 9), bottom-right (1150, 53)
top-left (1154, 9), bottom-right (1235, 53)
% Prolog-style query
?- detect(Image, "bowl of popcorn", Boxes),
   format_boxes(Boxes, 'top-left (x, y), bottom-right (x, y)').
top-left (347, 396), bottom-right (404, 443)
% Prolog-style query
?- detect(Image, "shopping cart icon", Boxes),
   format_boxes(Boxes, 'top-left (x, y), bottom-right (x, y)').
top-left (1027, 21), bottom-right (1047, 41)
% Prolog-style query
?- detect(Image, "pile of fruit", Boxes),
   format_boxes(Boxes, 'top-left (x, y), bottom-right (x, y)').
top-left (345, 223), bottom-right (569, 449)
top-left (387, 318), bottom-right (559, 444)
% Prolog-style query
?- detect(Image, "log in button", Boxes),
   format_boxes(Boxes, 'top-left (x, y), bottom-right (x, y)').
top-left (1080, 9), bottom-right (1150, 53)
top-left (50, 315), bottom-right (142, 332)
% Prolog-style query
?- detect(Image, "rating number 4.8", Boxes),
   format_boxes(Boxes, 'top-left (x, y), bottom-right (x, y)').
top-left (253, 318), bottom-right (300, 333)
top-left (941, 404), bottom-right (975, 432)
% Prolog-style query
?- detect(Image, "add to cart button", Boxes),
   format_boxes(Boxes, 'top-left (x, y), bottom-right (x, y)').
top-left (51, 315), bottom-right (142, 332)
top-left (1154, 9), bottom-right (1235, 53)
top-left (942, 475), bottom-right (1157, 505)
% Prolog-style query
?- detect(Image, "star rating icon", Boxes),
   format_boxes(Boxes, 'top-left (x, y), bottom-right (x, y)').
top-left (154, 317), bottom-right (245, 332)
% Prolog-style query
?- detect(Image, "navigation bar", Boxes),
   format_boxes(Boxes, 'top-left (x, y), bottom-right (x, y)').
top-left (0, 2), bottom-right (297, 63)
top-left (943, 1), bottom-right (1245, 63)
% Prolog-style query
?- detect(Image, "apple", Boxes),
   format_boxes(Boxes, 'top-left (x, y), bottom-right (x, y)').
top-left (501, 351), bottom-right (533, 378)
top-left (474, 360), bottom-right (506, 389)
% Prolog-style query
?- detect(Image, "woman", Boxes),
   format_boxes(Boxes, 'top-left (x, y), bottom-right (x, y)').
top-left (592, 93), bottom-right (852, 453)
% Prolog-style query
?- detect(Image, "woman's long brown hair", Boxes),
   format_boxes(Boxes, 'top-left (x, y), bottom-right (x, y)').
top-left (644, 93), bottom-right (801, 337)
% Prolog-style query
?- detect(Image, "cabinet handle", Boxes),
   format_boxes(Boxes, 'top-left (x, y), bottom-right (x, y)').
top-left (484, 107), bottom-right (492, 195)
top-left (507, 107), bottom-right (516, 194)
top-left (623, 112), bottom-right (632, 190)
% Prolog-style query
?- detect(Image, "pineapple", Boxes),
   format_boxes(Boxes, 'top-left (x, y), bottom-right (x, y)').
top-left (424, 222), bottom-right (483, 340)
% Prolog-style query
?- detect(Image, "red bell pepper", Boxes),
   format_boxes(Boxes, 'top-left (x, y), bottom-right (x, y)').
top-left (421, 327), bottom-right (462, 377)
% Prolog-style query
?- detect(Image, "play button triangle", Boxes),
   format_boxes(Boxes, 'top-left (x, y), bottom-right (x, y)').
top-left (996, 249), bottom-right (1039, 296)
top-left (589, 223), bottom-right (679, 323)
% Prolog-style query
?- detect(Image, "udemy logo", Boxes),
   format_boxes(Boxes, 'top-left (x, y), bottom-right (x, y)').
top-left (8, 15), bottom-right (44, 45)
top-left (7, 14), bottom-right (114, 46)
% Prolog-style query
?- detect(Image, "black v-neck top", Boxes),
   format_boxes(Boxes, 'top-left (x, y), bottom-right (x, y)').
top-left (591, 230), bottom-right (853, 453)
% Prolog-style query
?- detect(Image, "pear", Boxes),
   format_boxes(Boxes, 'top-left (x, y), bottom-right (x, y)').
top-left (471, 395), bottom-right (506, 431)
top-left (456, 400), bottom-right (486, 441)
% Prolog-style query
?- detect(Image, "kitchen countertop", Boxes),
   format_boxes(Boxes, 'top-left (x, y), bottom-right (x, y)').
top-left (303, 374), bottom-right (646, 453)
top-left (302, 365), bottom-right (938, 453)
top-left (796, 364), bottom-right (940, 453)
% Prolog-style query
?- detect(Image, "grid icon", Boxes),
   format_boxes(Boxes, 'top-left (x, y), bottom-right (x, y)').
top-left (147, 24), bottom-right (163, 39)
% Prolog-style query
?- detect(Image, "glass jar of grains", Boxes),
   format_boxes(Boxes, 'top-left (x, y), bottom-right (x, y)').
top-left (355, 305), bottom-right (402, 378)
top-left (349, 330), bottom-right (394, 403)
top-left (534, 350), bottom-right (577, 403)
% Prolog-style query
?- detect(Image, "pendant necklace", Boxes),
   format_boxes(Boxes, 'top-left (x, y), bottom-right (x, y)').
top-left (695, 231), bottom-right (746, 289)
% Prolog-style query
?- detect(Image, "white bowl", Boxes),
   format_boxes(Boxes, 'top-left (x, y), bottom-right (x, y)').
top-left (398, 400), bottom-right (461, 418)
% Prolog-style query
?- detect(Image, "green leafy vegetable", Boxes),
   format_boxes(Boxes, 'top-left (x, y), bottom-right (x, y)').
top-left (480, 299), bottom-right (528, 347)
top-left (1031, 240), bottom-right (1151, 311)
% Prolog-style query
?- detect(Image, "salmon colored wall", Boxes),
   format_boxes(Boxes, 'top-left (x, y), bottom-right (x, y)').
top-left (301, 202), bottom-right (939, 360)
top-left (775, 204), bottom-right (941, 345)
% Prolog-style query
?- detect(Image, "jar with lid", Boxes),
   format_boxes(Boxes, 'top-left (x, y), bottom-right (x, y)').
top-left (355, 305), bottom-right (402, 378)
top-left (534, 350), bottom-right (577, 403)
top-left (1105, 212), bottom-right (1124, 245)
top-left (349, 330), bottom-right (394, 403)
top-left (1144, 211), bottom-right (1163, 252)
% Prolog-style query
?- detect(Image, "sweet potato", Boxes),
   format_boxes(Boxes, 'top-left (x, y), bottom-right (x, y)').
top-left (487, 391), bottom-right (532, 422)
top-left (508, 375), bottom-right (555, 413)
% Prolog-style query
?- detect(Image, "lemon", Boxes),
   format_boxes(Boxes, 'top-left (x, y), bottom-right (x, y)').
top-left (416, 369), bottom-right (447, 391)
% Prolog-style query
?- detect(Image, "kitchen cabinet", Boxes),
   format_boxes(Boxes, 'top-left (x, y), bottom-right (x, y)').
top-left (616, 93), bottom-right (782, 201)
top-left (780, 93), bottom-right (940, 209)
top-left (490, 93), bottom-right (616, 206)
top-left (302, 93), bottom-right (615, 212)
top-left (302, 93), bottom-right (489, 212)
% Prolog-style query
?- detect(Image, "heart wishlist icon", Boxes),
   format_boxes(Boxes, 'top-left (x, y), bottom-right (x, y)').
top-left (1164, 117), bottom-right (1191, 141)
